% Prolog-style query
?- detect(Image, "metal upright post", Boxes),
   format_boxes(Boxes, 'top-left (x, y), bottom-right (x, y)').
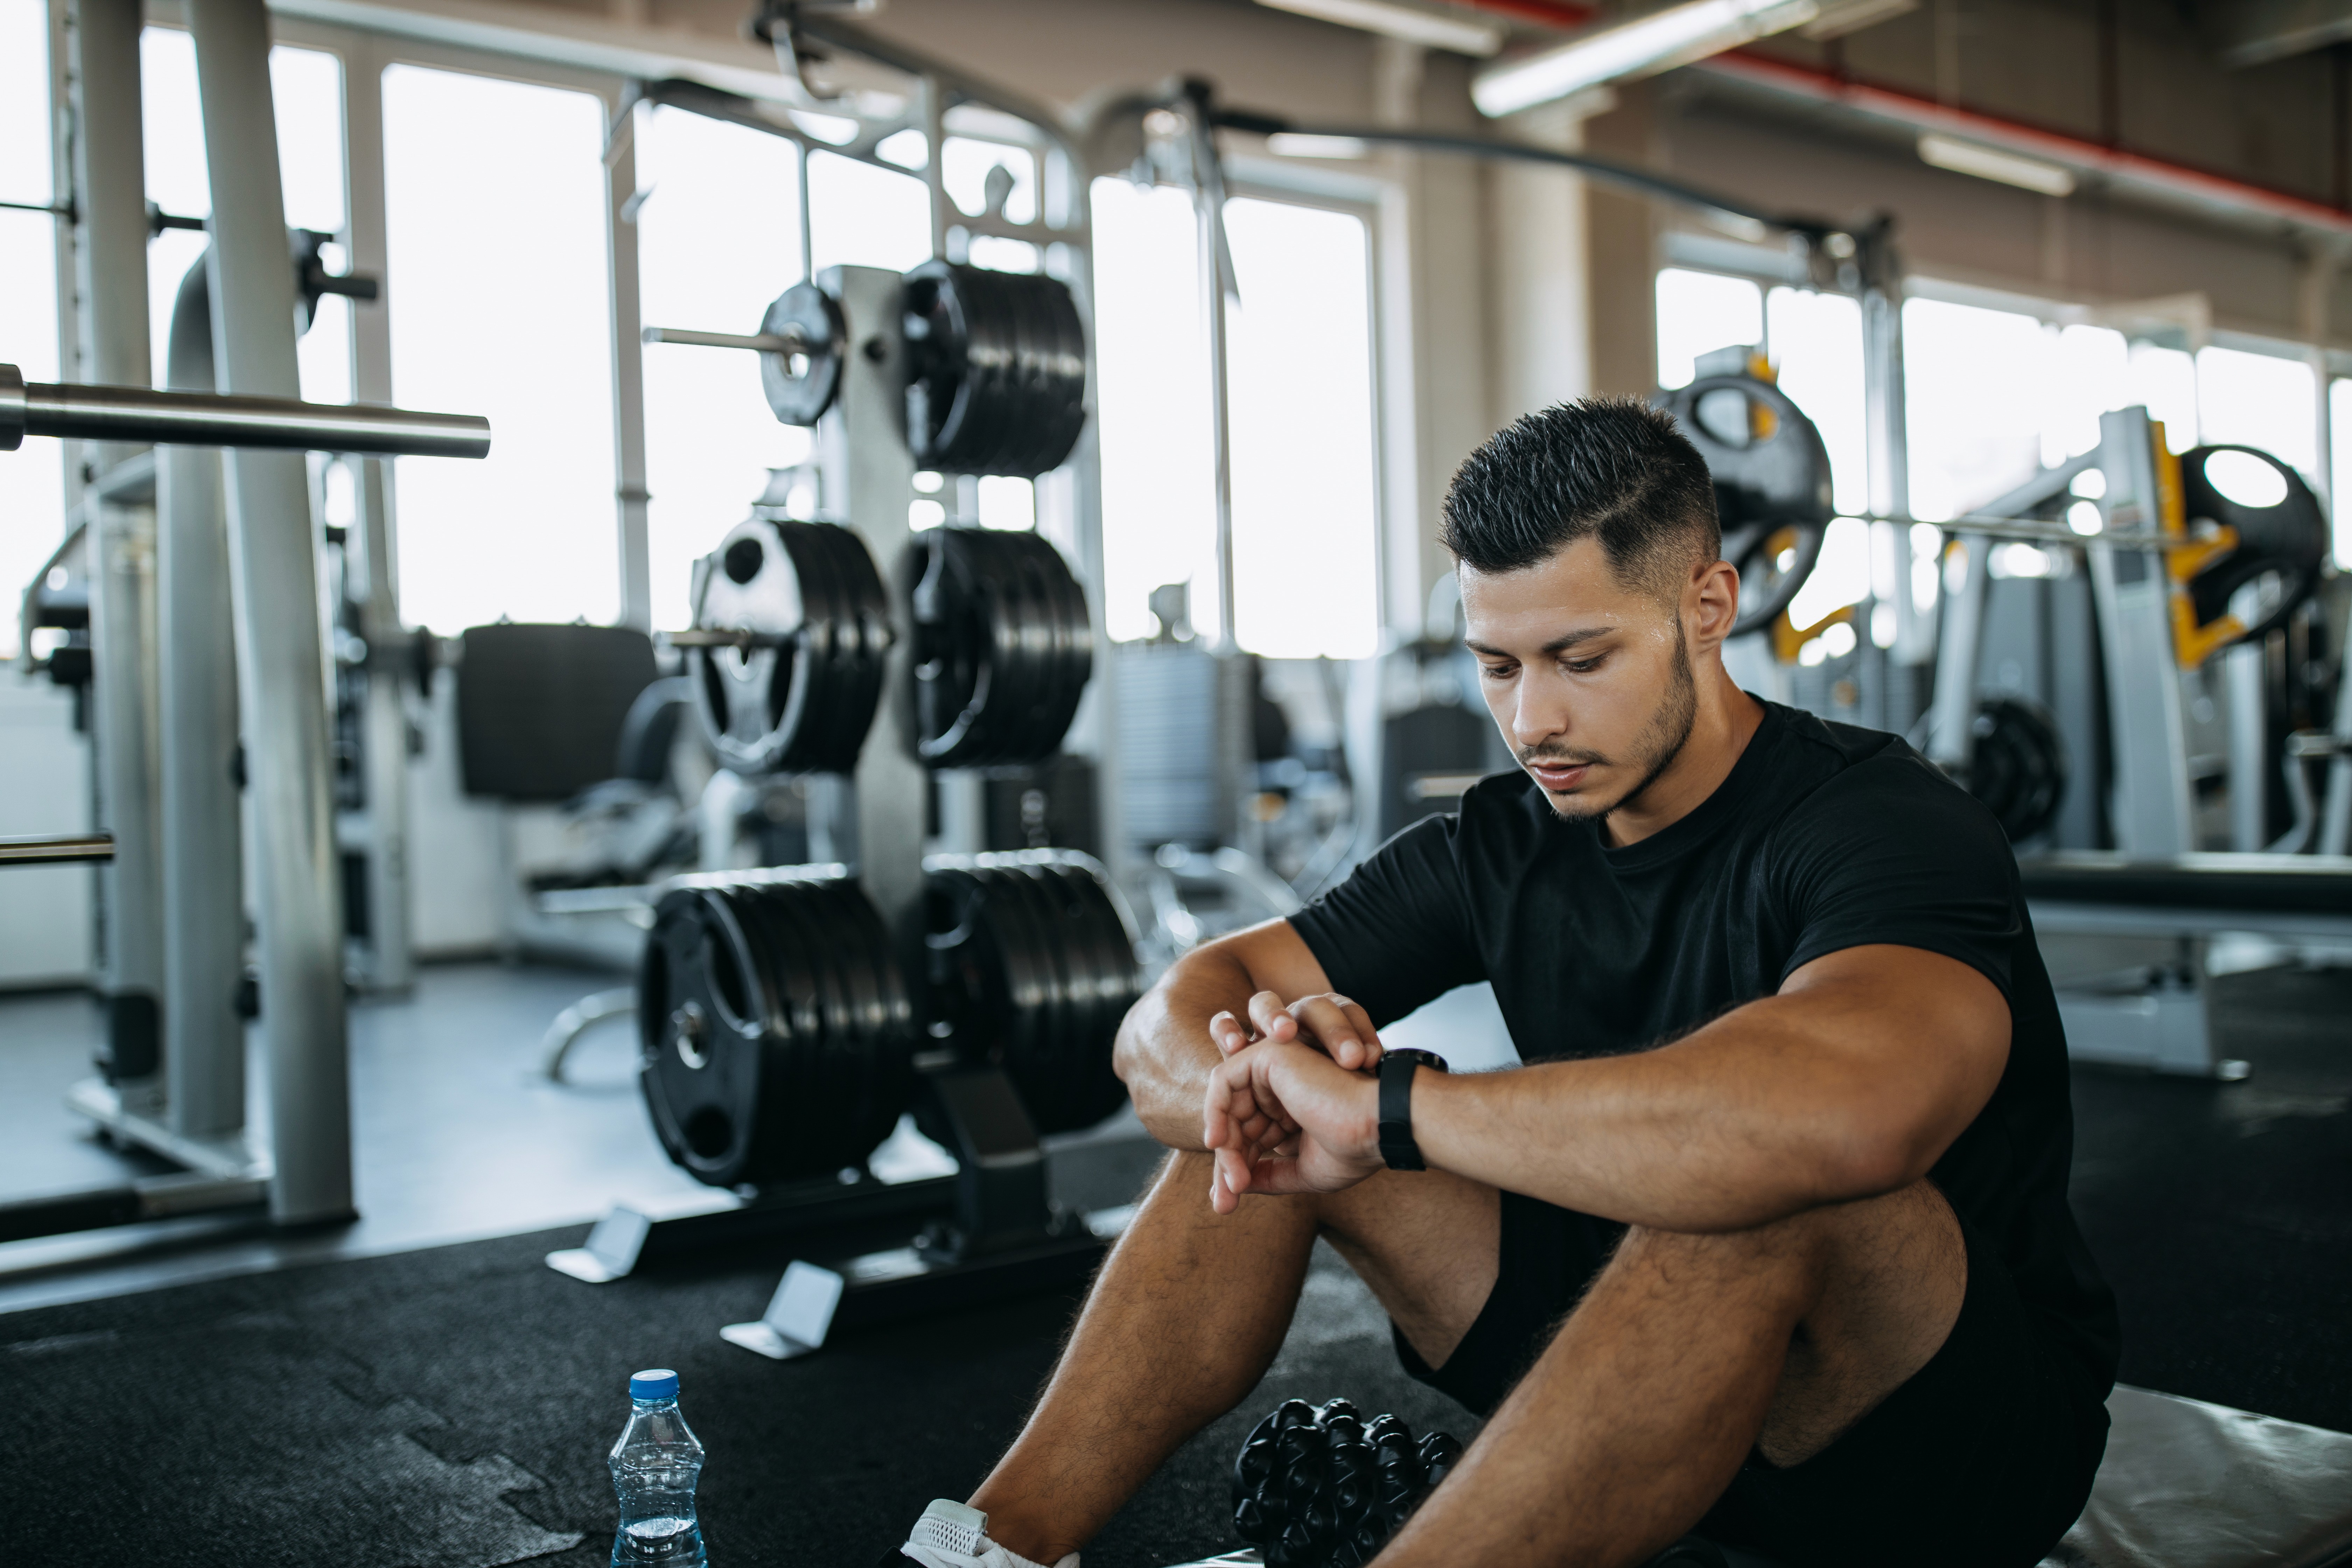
top-left (354, 459), bottom-right (414, 990)
top-left (1184, 86), bottom-right (1255, 850)
top-left (158, 253), bottom-right (251, 1139)
top-left (1861, 274), bottom-right (1930, 674)
top-left (342, 42), bottom-right (413, 993)
top-left (71, 0), bottom-right (167, 1105)
top-left (189, 0), bottom-right (355, 1224)
top-left (1186, 88), bottom-right (1238, 654)
top-left (818, 265), bottom-right (926, 928)
top-left (2088, 406), bottom-right (2196, 858)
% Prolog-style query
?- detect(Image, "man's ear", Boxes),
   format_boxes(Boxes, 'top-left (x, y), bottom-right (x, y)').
top-left (1687, 557), bottom-right (1742, 654)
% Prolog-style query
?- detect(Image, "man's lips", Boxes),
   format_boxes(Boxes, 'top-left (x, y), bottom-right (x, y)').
top-left (1527, 760), bottom-right (1594, 791)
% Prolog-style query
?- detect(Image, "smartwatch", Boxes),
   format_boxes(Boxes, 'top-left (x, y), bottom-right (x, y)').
top-left (1377, 1049), bottom-right (1448, 1172)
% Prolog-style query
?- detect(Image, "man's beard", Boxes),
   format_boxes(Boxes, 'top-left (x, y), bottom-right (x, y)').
top-left (1520, 620), bottom-right (1699, 823)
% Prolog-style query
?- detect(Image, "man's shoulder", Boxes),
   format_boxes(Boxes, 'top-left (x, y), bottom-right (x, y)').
top-left (1764, 705), bottom-right (2012, 853)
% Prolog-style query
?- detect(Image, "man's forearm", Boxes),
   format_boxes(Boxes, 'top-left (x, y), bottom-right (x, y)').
top-left (1405, 953), bottom-right (2007, 1232)
top-left (1114, 947), bottom-right (1255, 1149)
top-left (1413, 1014), bottom-right (1896, 1232)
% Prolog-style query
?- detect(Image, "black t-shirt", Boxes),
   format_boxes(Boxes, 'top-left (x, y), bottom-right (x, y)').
top-left (1289, 700), bottom-right (2119, 1386)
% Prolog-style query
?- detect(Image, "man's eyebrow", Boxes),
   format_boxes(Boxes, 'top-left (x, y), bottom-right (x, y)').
top-left (1465, 626), bottom-right (1616, 658)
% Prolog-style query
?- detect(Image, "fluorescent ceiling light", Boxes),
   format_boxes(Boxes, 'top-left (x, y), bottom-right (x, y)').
top-left (1917, 133), bottom-right (2076, 196)
top-left (1474, 0), bottom-right (1820, 118)
top-left (1267, 132), bottom-right (1373, 159)
top-left (1256, 0), bottom-right (1506, 57)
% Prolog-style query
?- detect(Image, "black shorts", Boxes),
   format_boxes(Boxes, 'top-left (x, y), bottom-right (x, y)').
top-left (1392, 1191), bottom-right (2112, 1568)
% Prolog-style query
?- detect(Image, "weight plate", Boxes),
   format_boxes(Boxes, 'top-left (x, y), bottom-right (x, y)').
top-left (1656, 374), bottom-right (1834, 530)
top-left (1967, 695), bottom-right (2068, 845)
top-left (1723, 521), bottom-right (1827, 640)
top-left (758, 282), bottom-right (849, 427)
top-left (995, 863), bottom-right (1080, 1107)
top-left (1027, 858), bottom-right (1137, 1130)
top-left (639, 887), bottom-right (776, 1186)
top-left (898, 528), bottom-right (1093, 767)
top-left (762, 880), bottom-right (872, 1166)
top-left (688, 519), bottom-right (888, 776)
top-left (2180, 444), bottom-right (2329, 645)
top-left (900, 260), bottom-right (1089, 479)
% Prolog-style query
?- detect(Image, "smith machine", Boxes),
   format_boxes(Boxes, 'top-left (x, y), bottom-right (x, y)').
top-left (0, 0), bottom-right (491, 1247)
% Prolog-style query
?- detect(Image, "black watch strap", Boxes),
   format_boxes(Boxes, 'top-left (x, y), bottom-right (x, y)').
top-left (1377, 1050), bottom-right (1448, 1172)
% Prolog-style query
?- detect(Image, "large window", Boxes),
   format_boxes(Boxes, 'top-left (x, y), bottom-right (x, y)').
top-left (0, 0), bottom-right (61, 659)
top-left (384, 64), bottom-right (615, 633)
top-left (1092, 179), bottom-right (1380, 659)
top-left (2196, 345), bottom-right (2318, 483)
top-left (139, 28), bottom-right (350, 404)
top-left (633, 106), bottom-right (809, 632)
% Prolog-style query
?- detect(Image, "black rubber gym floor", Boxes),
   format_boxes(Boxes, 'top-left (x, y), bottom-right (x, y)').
top-left (4, 967), bottom-right (2346, 1568)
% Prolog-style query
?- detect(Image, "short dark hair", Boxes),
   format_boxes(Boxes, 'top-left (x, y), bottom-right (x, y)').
top-left (1440, 397), bottom-right (1721, 599)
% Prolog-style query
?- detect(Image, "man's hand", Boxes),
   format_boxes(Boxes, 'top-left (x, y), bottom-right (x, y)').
top-left (1199, 992), bottom-right (1385, 1210)
top-left (1207, 990), bottom-right (1386, 1071)
top-left (1202, 1039), bottom-right (1384, 1214)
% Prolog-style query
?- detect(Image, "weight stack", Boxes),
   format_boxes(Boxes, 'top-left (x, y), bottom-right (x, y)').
top-left (639, 867), bottom-right (915, 1188)
top-left (913, 851), bottom-right (1142, 1136)
top-left (1114, 642), bottom-right (1224, 850)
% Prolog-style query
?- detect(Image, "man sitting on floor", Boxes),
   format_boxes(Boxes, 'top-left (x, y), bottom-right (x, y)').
top-left (891, 398), bottom-right (2118, 1568)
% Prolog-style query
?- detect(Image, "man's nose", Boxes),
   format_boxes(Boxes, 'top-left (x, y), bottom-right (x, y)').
top-left (1512, 679), bottom-right (1566, 751)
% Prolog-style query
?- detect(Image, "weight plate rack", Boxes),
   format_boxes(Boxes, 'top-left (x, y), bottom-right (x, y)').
top-left (901, 260), bottom-right (1089, 479)
top-left (686, 517), bottom-right (894, 775)
top-left (901, 526), bottom-right (1094, 768)
top-left (1656, 373), bottom-right (1834, 637)
top-left (639, 868), bottom-right (917, 1188)
top-left (915, 851), bottom-right (1142, 1136)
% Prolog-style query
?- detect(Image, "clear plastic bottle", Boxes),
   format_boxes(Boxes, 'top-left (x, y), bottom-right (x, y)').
top-left (609, 1368), bottom-right (708, 1566)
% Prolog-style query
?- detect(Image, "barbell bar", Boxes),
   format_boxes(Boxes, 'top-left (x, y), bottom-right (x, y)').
top-left (642, 325), bottom-right (810, 355)
top-left (0, 364), bottom-right (491, 459)
top-left (0, 833), bottom-right (115, 866)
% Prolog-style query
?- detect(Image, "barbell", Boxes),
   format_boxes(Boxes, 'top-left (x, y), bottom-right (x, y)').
top-left (0, 363), bottom-right (490, 458)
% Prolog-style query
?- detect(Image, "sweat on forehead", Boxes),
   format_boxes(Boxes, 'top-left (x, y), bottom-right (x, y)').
top-left (1441, 397), bottom-right (1722, 602)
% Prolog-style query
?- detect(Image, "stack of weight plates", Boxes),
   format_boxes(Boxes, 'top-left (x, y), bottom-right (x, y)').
top-left (689, 517), bottom-right (894, 775)
top-left (638, 868), bottom-right (915, 1188)
top-left (901, 526), bottom-right (1093, 768)
top-left (901, 259), bottom-right (1088, 479)
top-left (916, 850), bottom-right (1142, 1134)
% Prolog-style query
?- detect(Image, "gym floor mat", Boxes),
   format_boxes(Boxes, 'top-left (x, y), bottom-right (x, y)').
top-left (3, 968), bottom-right (2344, 1567)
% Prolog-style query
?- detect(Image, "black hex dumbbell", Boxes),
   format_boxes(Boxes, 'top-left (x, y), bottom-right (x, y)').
top-left (1231, 1398), bottom-right (1461, 1568)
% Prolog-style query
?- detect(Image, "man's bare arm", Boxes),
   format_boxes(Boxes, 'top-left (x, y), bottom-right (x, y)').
top-left (1112, 918), bottom-right (1377, 1149)
top-left (1206, 944), bottom-right (2010, 1231)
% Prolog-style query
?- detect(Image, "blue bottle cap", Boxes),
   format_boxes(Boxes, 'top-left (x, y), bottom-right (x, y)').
top-left (630, 1368), bottom-right (679, 1401)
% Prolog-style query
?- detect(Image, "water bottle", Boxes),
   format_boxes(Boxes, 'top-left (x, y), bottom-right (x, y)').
top-left (610, 1368), bottom-right (707, 1566)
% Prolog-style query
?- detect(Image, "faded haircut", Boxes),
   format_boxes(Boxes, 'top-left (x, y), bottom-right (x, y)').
top-left (1440, 397), bottom-right (1721, 602)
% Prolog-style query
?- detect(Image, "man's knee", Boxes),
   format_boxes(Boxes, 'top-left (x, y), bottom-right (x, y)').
top-left (1609, 1180), bottom-right (1963, 1315)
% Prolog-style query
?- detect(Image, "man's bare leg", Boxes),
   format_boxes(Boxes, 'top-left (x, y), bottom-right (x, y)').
top-left (1379, 1179), bottom-right (1969, 1568)
top-left (969, 1151), bottom-right (1500, 1563)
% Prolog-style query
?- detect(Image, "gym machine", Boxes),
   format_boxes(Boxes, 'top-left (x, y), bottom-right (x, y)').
top-left (0, 0), bottom-right (488, 1247)
top-left (1913, 407), bottom-right (2347, 1077)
